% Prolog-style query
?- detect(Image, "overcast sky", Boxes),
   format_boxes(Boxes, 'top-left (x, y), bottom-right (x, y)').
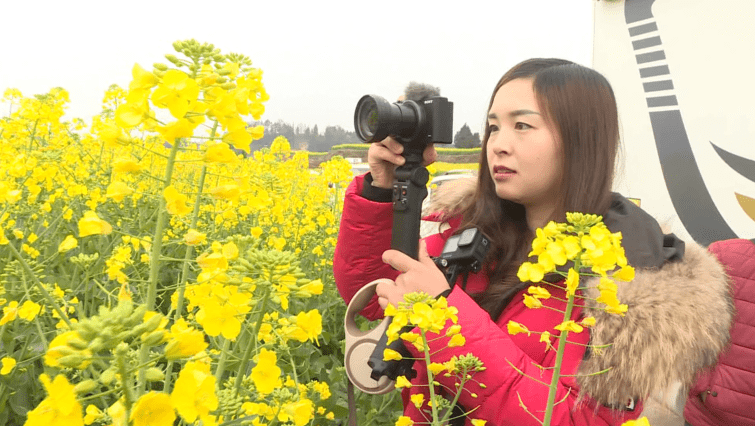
top-left (1, 0), bottom-right (594, 136)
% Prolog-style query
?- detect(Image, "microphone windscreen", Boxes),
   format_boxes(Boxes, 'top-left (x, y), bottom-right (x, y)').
top-left (403, 82), bottom-right (440, 101)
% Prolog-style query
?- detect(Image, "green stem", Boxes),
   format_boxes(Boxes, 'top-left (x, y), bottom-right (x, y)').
top-left (214, 338), bottom-right (232, 387)
top-left (234, 287), bottom-right (270, 391)
top-left (420, 329), bottom-right (440, 424)
top-left (163, 157), bottom-right (206, 392)
top-left (439, 366), bottom-right (469, 425)
top-left (6, 242), bottom-right (71, 327)
top-left (116, 347), bottom-right (134, 421)
top-left (146, 138), bottom-right (181, 309)
top-left (172, 121), bottom-right (216, 321)
top-left (542, 262), bottom-right (579, 426)
top-left (138, 136), bottom-right (181, 393)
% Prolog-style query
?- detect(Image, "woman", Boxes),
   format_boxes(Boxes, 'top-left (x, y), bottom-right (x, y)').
top-left (334, 58), bottom-right (733, 425)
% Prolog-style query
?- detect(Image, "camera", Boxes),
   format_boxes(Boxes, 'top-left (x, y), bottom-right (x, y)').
top-left (437, 228), bottom-right (489, 270)
top-left (353, 95), bottom-right (454, 159)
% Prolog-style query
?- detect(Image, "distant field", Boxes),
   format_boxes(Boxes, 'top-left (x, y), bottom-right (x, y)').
top-left (430, 162), bottom-right (479, 174)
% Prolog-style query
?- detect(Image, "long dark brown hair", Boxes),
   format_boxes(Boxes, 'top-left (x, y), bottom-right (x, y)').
top-left (461, 58), bottom-right (620, 320)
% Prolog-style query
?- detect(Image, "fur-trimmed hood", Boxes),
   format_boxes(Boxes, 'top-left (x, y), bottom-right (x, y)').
top-left (426, 177), bottom-right (734, 406)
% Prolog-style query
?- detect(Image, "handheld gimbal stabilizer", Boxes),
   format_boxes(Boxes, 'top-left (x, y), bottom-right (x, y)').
top-left (343, 86), bottom-right (492, 395)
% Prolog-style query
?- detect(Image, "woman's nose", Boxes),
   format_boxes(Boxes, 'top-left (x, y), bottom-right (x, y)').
top-left (489, 132), bottom-right (512, 155)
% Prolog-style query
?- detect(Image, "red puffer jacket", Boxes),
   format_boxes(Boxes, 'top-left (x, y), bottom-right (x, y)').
top-left (334, 174), bottom-right (733, 426)
top-left (684, 238), bottom-right (755, 426)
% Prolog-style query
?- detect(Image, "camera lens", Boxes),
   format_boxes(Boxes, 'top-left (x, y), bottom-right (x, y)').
top-left (354, 95), bottom-right (422, 143)
top-left (355, 97), bottom-right (381, 140)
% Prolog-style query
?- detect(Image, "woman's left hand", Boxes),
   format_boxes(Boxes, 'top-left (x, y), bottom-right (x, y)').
top-left (376, 240), bottom-right (451, 309)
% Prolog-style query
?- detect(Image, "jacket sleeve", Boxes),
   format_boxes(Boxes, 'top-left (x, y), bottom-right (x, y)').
top-left (333, 174), bottom-right (399, 321)
top-left (403, 287), bottom-right (641, 425)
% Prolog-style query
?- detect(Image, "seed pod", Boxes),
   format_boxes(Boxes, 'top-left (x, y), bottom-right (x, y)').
top-left (144, 367), bottom-right (165, 382)
top-left (88, 337), bottom-right (105, 352)
top-left (74, 379), bottom-right (98, 394)
top-left (237, 258), bottom-right (254, 270)
top-left (57, 354), bottom-right (86, 369)
top-left (114, 301), bottom-right (134, 319)
top-left (76, 321), bottom-right (99, 341)
top-left (141, 312), bottom-right (164, 333)
top-left (141, 330), bottom-right (167, 347)
top-left (67, 337), bottom-right (89, 350)
top-left (50, 345), bottom-right (78, 358)
top-left (100, 368), bottom-right (116, 384)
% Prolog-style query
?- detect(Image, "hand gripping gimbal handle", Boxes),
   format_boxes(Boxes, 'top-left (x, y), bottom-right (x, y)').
top-left (343, 279), bottom-right (395, 394)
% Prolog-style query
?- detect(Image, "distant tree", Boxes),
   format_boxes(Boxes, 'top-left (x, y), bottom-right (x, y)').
top-left (453, 123), bottom-right (481, 148)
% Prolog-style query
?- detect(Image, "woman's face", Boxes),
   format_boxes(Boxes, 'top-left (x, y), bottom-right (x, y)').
top-left (486, 78), bottom-right (563, 215)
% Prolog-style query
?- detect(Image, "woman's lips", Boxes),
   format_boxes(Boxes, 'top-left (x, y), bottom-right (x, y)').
top-left (493, 165), bottom-right (515, 179)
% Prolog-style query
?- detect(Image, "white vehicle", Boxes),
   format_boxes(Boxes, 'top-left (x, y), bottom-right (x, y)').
top-left (594, 0), bottom-right (754, 244)
top-left (593, 0), bottom-right (754, 421)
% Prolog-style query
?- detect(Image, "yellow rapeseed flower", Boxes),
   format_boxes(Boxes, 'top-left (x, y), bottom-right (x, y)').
top-left (24, 374), bottom-right (84, 426)
top-left (18, 300), bottom-right (41, 321)
top-left (517, 262), bottom-right (545, 283)
top-left (151, 70), bottom-right (200, 119)
top-left (128, 63), bottom-right (159, 91)
top-left (507, 321), bottom-right (531, 336)
top-left (428, 362), bottom-right (445, 375)
top-left (523, 294), bottom-right (543, 309)
top-left (165, 318), bottom-right (208, 360)
top-left (528, 286), bottom-right (551, 299)
top-left (613, 265), bottom-right (635, 282)
top-left (78, 211), bottom-right (113, 237)
top-left (281, 399), bottom-right (313, 426)
top-left (396, 416), bottom-right (414, 426)
top-left (58, 235), bottom-right (78, 253)
top-left (251, 348), bottom-right (281, 395)
top-left (0, 301), bottom-right (18, 325)
top-left (112, 158), bottom-right (142, 174)
top-left (105, 182), bottom-right (134, 203)
top-left (285, 309), bottom-right (322, 344)
top-left (1, 357), bottom-right (16, 375)
top-left (394, 375), bottom-right (412, 389)
top-left (383, 348), bottom-right (403, 361)
top-left (210, 184), bottom-right (241, 202)
top-left (565, 268), bottom-right (580, 296)
top-left (555, 320), bottom-right (584, 334)
top-left (184, 229), bottom-right (206, 246)
top-left (448, 334), bottom-right (465, 347)
top-left (130, 392), bottom-right (175, 426)
top-left (204, 142), bottom-right (238, 163)
top-left (164, 186), bottom-right (191, 216)
top-left (171, 361), bottom-right (218, 423)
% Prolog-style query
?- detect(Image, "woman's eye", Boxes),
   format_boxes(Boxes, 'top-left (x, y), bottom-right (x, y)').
top-left (488, 124), bottom-right (499, 132)
top-left (515, 122), bottom-right (532, 130)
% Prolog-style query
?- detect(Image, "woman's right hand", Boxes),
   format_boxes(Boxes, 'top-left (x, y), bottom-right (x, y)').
top-left (367, 137), bottom-right (438, 189)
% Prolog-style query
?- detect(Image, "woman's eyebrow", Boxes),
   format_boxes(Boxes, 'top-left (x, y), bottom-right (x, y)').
top-left (488, 109), bottom-right (541, 120)
top-left (509, 109), bottom-right (541, 117)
